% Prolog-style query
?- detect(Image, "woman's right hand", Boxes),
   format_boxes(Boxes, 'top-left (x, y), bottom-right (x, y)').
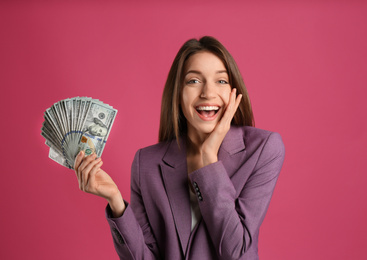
top-left (74, 151), bottom-right (125, 217)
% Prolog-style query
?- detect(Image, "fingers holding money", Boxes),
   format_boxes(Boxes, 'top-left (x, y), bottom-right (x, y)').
top-left (73, 151), bottom-right (124, 216)
top-left (81, 157), bottom-right (102, 192)
top-left (74, 151), bottom-right (103, 192)
top-left (74, 150), bottom-right (84, 172)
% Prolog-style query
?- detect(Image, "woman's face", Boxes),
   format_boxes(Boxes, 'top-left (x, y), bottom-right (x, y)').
top-left (181, 51), bottom-right (231, 139)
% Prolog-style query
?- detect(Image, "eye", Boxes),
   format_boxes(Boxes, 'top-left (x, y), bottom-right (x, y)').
top-left (218, 79), bottom-right (229, 84)
top-left (186, 79), bottom-right (200, 84)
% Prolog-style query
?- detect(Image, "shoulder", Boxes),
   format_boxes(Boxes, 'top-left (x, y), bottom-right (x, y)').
top-left (242, 126), bottom-right (285, 167)
top-left (230, 125), bottom-right (285, 157)
top-left (132, 138), bottom-right (185, 169)
top-left (229, 125), bottom-right (282, 143)
top-left (243, 125), bottom-right (275, 139)
top-left (132, 141), bottom-right (170, 165)
top-left (244, 125), bottom-right (283, 143)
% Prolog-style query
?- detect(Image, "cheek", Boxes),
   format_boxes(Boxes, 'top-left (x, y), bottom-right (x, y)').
top-left (220, 86), bottom-right (232, 105)
top-left (181, 88), bottom-right (194, 113)
top-left (181, 101), bottom-right (192, 120)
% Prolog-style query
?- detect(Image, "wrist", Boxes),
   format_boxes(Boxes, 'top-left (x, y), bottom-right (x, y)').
top-left (107, 191), bottom-right (125, 218)
top-left (202, 152), bottom-right (218, 166)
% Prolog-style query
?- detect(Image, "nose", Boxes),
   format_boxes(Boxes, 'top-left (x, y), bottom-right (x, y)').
top-left (200, 82), bottom-right (215, 99)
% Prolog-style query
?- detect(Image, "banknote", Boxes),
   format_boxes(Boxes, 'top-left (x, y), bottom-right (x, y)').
top-left (41, 97), bottom-right (117, 169)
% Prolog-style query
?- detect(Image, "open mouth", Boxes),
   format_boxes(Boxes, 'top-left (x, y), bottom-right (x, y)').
top-left (196, 105), bottom-right (220, 118)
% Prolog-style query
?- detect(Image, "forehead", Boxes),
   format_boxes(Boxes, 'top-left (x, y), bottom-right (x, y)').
top-left (184, 51), bottom-right (227, 74)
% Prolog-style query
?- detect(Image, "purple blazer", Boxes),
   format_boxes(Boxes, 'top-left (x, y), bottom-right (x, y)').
top-left (106, 126), bottom-right (285, 260)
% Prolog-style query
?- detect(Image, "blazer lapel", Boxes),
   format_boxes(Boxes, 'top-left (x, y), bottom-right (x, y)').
top-left (218, 126), bottom-right (247, 180)
top-left (160, 138), bottom-right (191, 255)
top-left (218, 126), bottom-right (246, 160)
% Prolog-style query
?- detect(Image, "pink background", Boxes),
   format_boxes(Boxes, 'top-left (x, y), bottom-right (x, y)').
top-left (1, 1), bottom-right (366, 259)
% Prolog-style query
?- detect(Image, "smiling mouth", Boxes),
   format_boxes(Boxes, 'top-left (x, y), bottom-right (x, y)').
top-left (196, 106), bottom-right (220, 118)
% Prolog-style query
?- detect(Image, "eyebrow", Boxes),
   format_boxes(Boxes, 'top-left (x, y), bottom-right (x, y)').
top-left (185, 70), bottom-right (228, 76)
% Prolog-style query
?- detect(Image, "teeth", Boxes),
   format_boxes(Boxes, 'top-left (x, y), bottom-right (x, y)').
top-left (196, 106), bottom-right (219, 111)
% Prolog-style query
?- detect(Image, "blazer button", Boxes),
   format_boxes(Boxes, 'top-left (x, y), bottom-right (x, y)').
top-left (197, 192), bottom-right (202, 201)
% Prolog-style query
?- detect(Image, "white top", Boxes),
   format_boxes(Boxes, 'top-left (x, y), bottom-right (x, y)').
top-left (189, 186), bottom-right (202, 231)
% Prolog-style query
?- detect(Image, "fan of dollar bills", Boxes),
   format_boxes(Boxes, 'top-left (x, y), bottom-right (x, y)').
top-left (41, 97), bottom-right (117, 169)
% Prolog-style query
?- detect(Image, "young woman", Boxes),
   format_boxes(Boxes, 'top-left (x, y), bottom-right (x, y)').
top-left (74, 36), bottom-right (285, 260)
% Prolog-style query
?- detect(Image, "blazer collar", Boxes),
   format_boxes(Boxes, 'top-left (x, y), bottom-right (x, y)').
top-left (162, 136), bottom-right (187, 168)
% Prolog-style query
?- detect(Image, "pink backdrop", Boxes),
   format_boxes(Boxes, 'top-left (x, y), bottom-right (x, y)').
top-left (1, 1), bottom-right (366, 259)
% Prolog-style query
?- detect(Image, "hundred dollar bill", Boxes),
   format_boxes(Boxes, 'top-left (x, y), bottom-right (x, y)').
top-left (77, 100), bottom-right (117, 157)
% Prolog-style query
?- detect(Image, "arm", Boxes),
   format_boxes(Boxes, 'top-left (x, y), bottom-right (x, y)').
top-left (105, 150), bottom-right (160, 260)
top-left (74, 151), bottom-right (159, 259)
top-left (189, 132), bottom-right (285, 259)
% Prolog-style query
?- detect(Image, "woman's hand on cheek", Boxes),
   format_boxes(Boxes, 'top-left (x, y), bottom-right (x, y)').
top-left (201, 88), bottom-right (242, 166)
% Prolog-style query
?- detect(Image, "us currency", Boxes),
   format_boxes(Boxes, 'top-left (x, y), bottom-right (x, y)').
top-left (41, 97), bottom-right (117, 169)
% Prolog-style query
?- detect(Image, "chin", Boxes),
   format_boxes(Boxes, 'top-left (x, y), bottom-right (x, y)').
top-left (187, 120), bottom-right (219, 138)
top-left (197, 124), bottom-right (217, 135)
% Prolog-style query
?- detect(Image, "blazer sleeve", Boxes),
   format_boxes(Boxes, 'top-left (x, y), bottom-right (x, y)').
top-left (105, 149), bottom-right (160, 260)
top-left (188, 132), bottom-right (285, 260)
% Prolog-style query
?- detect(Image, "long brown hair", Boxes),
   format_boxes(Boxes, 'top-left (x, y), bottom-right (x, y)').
top-left (159, 36), bottom-right (254, 143)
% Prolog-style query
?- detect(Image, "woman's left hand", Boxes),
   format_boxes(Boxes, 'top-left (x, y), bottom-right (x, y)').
top-left (201, 88), bottom-right (242, 166)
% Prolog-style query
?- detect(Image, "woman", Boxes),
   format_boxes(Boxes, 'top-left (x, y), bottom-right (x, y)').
top-left (74, 36), bottom-right (285, 260)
